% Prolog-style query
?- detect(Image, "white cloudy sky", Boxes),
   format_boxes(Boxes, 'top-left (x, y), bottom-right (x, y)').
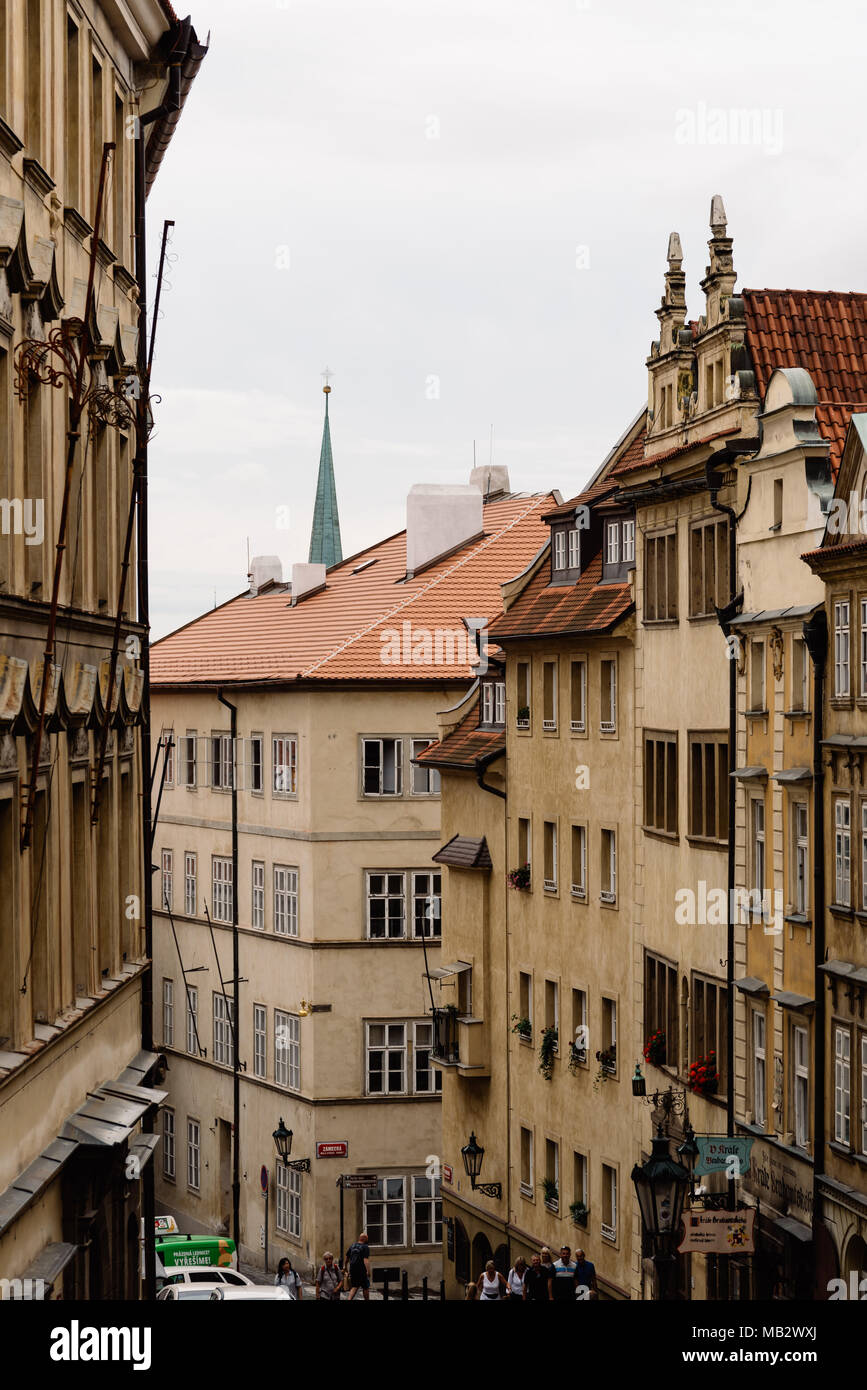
top-left (145, 0), bottom-right (867, 637)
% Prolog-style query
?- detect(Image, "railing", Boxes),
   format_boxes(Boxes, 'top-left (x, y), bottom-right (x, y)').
top-left (601, 1222), bottom-right (617, 1241)
top-left (431, 1007), bottom-right (459, 1064)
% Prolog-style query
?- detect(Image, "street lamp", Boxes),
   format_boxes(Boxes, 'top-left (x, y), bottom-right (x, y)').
top-left (460, 1132), bottom-right (502, 1200)
top-left (631, 1127), bottom-right (690, 1300)
top-left (272, 1117), bottom-right (311, 1173)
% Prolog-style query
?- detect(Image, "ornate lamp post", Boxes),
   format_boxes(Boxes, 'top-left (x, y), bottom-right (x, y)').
top-left (631, 1127), bottom-right (691, 1300)
top-left (272, 1118), bottom-right (311, 1173)
top-left (460, 1132), bottom-right (502, 1199)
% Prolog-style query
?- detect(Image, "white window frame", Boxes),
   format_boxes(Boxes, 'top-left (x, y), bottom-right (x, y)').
top-left (600, 658), bottom-right (616, 733)
top-left (543, 820), bottom-right (558, 892)
top-left (211, 733), bottom-right (234, 791)
top-left (570, 658), bottom-right (587, 733)
top-left (601, 1163), bottom-right (617, 1242)
top-left (792, 636), bottom-right (808, 712)
top-left (184, 851), bottom-right (196, 916)
top-left (212, 855), bottom-right (233, 924)
top-left (274, 865), bottom-right (299, 937)
top-left (571, 823), bottom-right (587, 899)
top-left (753, 1010), bottom-right (766, 1127)
top-left (213, 991), bottom-right (235, 1067)
top-left (411, 871), bottom-right (441, 940)
top-left (567, 527), bottom-right (580, 569)
top-left (181, 731), bottom-right (197, 788)
top-left (794, 802), bottom-right (809, 916)
top-left (161, 849), bottom-right (173, 912)
top-left (366, 1021), bottom-right (407, 1095)
top-left (185, 984), bottom-right (198, 1056)
top-left (542, 660), bottom-right (558, 732)
top-left (249, 734), bottom-right (264, 795)
top-left (162, 977), bottom-right (174, 1048)
top-left (520, 1127), bottom-right (534, 1197)
top-left (163, 1108), bottom-right (175, 1180)
top-left (622, 518), bottom-right (635, 564)
top-left (412, 1174), bottom-right (442, 1246)
top-left (835, 797), bottom-right (851, 907)
top-left (793, 1025), bottom-right (809, 1149)
top-left (362, 737), bottom-right (403, 796)
top-left (835, 599), bottom-right (851, 697)
top-left (161, 729), bottom-right (175, 786)
top-left (187, 1118), bottom-right (200, 1191)
top-left (600, 827), bottom-right (616, 903)
top-left (835, 1024), bottom-right (851, 1146)
top-left (252, 860), bottom-right (265, 930)
top-left (366, 871), bottom-right (407, 940)
top-left (554, 529), bottom-right (566, 571)
top-left (275, 1010), bottom-right (300, 1090)
top-left (410, 739), bottom-right (441, 795)
top-left (752, 799), bottom-right (766, 899)
top-left (606, 520), bottom-right (620, 566)
top-left (413, 1020), bottom-right (441, 1094)
top-left (364, 1177), bottom-right (406, 1248)
top-left (275, 1164), bottom-right (301, 1239)
top-left (253, 1004), bottom-right (267, 1079)
top-left (272, 735), bottom-right (298, 796)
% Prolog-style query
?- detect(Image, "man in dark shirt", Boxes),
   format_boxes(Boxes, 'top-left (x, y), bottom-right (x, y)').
top-left (523, 1253), bottom-right (549, 1301)
top-left (548, 1245), bottom-right (578, 1301)
top-left (574, 1248), bottom-right (598, 1300)
top-left (345, 1231), bottom-right (371, 1301)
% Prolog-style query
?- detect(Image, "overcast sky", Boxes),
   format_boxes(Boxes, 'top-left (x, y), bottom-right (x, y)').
top-left (144, 0), bottom-right (867, 638)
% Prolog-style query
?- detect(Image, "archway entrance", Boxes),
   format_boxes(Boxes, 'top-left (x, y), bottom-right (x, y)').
top-left (471, 1231), bottom-right (493, 1281)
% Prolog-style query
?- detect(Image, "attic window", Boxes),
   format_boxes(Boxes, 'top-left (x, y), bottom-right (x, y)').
top-left (353, 558), bottom-right (378, 575)
top-left (551, 523), bottom-right (581, 584)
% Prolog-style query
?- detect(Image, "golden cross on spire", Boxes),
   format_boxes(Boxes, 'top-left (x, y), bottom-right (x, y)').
top-left (321, 365), bottom-right (334, 394)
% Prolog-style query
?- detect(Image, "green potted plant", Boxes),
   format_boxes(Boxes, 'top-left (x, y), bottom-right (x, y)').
top-left (592, 1045), bottom-right (616, 1091)
top-left (540, 1177), bottom-right (559, 1210)
top-left (569, 1200), bottom-right (588, 1228)
top-left (511, 1013), bottom-right (532, 1041)
top-left (538, 1025), bottom-right (558, 1080)
top-left (516, 705), bottom-right (530, 725)
top-left (508, 863), bottom-right (531, 890)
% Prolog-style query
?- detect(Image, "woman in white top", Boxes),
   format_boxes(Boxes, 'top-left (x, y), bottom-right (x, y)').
top-left (274, 1257), bottom-right (303, 1300)
top-left (506, 1256), bottom-right (527, 1300)
top-left (477, 1260), bottom-right (508, 1301)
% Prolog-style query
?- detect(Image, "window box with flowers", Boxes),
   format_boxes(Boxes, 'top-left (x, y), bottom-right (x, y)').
top-left (511, 1014), bottom-right (532, 1043)
top-left (540, 1177), bottom-right (559, 1212)
top-left (569, 1201), bottom-right (588, 1229)
top-left (688, 1051), bottom-right (719, 1096)
top-left (508, 863), bottom-right (531, 891)
top-left (593, 1045), bottom-right (616, 1091)
top-left (516, 705), bottom-right (530, 729)
top-left (643, 1030), bottom-right (666, 1068)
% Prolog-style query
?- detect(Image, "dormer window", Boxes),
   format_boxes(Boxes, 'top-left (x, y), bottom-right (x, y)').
top-left (551, 523), bottom-right (581, 583)
top-left (480, 678), bottom-right (506, 727)
top-left (602, 516), bottom-right (636, 581)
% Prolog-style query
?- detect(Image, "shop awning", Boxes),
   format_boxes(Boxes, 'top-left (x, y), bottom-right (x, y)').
top-left (424, 961), bottom-right (472, 981)
top-left (736, 976), bottom-right (770, 996)
top-left (772, 991), bottom-right (814, 1013)
top-left (773, 767), bottom-right (812, 784)
top-left (731, 766), bottom-right (769, 782)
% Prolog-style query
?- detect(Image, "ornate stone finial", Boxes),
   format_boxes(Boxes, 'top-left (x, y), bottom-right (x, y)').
top-left (667, 232), bottom-right (683, 268)
top-left (710, 194), bottom-right (727, 238)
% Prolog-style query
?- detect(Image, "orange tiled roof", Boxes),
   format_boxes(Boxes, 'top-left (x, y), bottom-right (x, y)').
top-left (151, 494), bottom-right (554, 686)
top-left (490, 549), bottom-right (633, 641)
top-left (543, 476), bottom-right (620, 519)
top-left (742, 289), bottom-right (867, 475)
top-left (415, 697), bottom-right (505, 770)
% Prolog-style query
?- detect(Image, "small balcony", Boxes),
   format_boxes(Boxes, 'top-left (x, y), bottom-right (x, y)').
top-left (431, 1007), bottom-right (459, 1064)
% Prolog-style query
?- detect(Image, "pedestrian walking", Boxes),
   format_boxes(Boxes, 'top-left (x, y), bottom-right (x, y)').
top-left (465, 1281), bottom-right (479, 1301)
top-left (539, 1246), bottom-right (555, 1278)
top-left (477, 1260), bottom-right (508, 1301)
top-left (574, 1248), bottom-right (599, 1300)
top-left (274, 1256), bottom-right (303, 1300)
top-left (523, 1253), bottom-right (549, 1302)
top-left (548, 1245), bottom-right (578, 1302)
top-left (316, 1251), bottom-right (342, 1302)
top-left (506, 1257), bottom-right (527, 1300)
top-left (344, 1231), bottom-right (371, 1301)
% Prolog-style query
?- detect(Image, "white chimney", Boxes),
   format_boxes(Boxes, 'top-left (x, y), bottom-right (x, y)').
top-left (290, 562), bottom-right (327, 605)
top-left (405, 484), bottom-right (483, 577)
top-left (469, 463), bottom-right (510, 498)
top-left (248, 555), bottom-right (283, 594)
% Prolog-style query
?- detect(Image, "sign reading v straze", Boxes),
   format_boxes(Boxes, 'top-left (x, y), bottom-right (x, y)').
top-left (678, 1208), bottom-right (755, 1255)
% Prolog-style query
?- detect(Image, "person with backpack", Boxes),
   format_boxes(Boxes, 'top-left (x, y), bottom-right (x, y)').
top-left (274, 1256), bottom-right (303, 1300)
top-left (315, 1250), bottom-right (342, 1301)
top-left (345, 1231), bottom-right (371, 1300)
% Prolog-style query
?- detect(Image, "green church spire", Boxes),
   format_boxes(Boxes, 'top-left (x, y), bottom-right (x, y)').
top-left (308, 373), bottom-right (343, 569)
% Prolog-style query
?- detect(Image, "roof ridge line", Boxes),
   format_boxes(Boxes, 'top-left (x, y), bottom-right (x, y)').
top-left (300, 493), bottom-right (552, 677)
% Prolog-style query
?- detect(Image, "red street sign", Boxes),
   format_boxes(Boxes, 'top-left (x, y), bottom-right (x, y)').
top-left (316, 1141), bottom-right (349, 1159)
top-left (442, 1164), bottom-right (453, 1185)
top-left (260, 1165), bottom-right (268, 1194)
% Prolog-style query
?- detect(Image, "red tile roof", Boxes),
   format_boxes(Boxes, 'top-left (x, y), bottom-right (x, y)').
top-left (610, 424), bottom-right (648, 475)
top-left (490, 549), bottom-right (632, 641)
top-left (151, 494), bottom-right (554, 686)
top-left (802, 535), bottom-right (867, 565)
top-left (742, 289), bottom-right (867, 475)
top-left (415, 697), bottom-right (505, 769)
top-left (543, 476), bottom-right (620, 519)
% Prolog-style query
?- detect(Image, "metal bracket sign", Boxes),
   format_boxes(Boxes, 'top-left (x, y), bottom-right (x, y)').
top-left (342, 1174), bottom-right (378, 1190)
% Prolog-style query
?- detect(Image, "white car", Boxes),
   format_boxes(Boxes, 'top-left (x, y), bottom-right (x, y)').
top-left (208, 1286), bottom-right (293, 1301)
top-left (157, 1284), bottom-right (227, 1301)
top-left (157, 1265), bottom-right (254, 1295)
